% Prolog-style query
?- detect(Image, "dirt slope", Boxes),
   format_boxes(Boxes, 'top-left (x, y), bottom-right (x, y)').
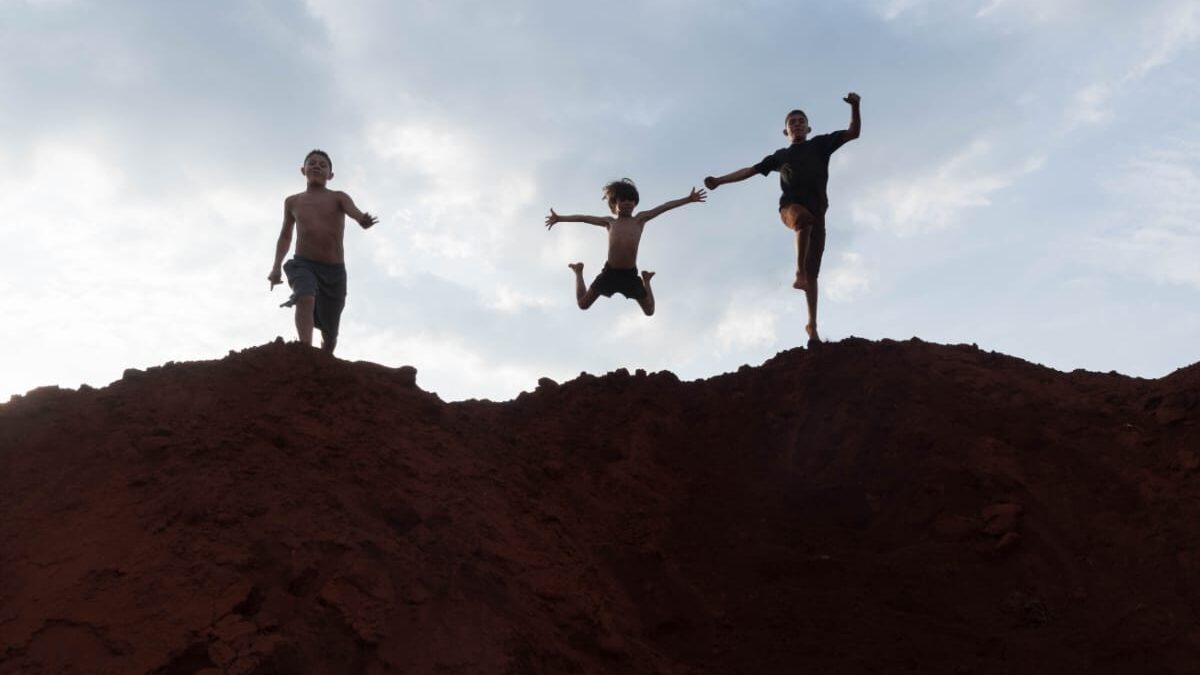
top-left (1, 338), bottom-right (1198, 674)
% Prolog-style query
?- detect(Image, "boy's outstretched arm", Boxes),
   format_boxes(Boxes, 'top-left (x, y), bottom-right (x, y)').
top-left (704, 167), bottom-right (758, 191)
top-left (843, 92), bottom-right (862, 140)
top-left (545, 209), bottom-right (609, 229)
top-left (268, 199), bottom-right (295, 290)
top-left (339, 192), bottom-right (378, 229)
top-left (636, 187), bottom-right (707, 223)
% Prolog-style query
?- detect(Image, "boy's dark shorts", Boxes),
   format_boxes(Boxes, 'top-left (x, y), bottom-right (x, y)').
top-left (281, 256), bottom-right (347, 337)
top-left (780, 203), bottom-right (828, 279)
top-left (591, 264), bottom-right (647, 299)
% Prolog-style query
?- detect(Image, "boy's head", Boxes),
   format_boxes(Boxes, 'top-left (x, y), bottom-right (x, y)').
top-left (301, 149), bottom-right (333, 185)
top-left (603, 178), bottom-right (639, 215)
top-left (783, 110), bottom-right (811, 143)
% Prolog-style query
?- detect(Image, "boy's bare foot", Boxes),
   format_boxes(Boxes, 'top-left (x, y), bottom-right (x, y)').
top-left (806, 323), bottom-right (821, 347)
top-left (638, 271), bottom-right (656, 316)
top-left (568, 262), bottom-right (584, 273)
top-left (793, 273), bottom-right (808, 290)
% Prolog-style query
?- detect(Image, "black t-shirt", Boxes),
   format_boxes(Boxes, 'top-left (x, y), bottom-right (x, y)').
top-left (754, 131), bottom-right (848, 213)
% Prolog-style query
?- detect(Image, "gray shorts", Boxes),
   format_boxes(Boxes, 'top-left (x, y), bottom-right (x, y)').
top-left (281, 256), bottom-right (347, 337)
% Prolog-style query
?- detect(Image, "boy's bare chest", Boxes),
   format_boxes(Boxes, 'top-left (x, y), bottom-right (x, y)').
top-left (608, 219), bottom-right (644, 240)
top-left (291, 195), bottom-right (343, 224)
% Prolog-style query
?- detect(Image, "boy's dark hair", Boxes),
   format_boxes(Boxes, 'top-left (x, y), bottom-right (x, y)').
top-left (784, 109), bottom-right (808, 123)
top-left (304, 149), bottom-right (333, 168)
top-left (602, 178), bottom-right (639, 213)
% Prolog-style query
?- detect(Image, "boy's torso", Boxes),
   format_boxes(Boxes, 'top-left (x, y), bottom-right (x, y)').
top-left (289, 190), bottom-right (347, 265)
top-left (605, 216), bottom-right (645, 269)
top-left (769, 133), bottom-right (842, 213)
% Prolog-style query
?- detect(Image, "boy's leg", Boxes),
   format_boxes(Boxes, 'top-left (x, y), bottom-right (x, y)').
top-left (320, 331), bottom-right (337, 354)
top-left (780, 204), bottom-right (817, 290)
top-left (312, 265), bottom-right (347, 355)
top-left (793, 228), bottom-right (811, 290)
top-left (803, 281), bottom-right (820, 345)
top-left (637, 271), bottom-right (656, 316)
top-left (569, 262), bottom-right (600, 309)
top-left (293, 296), bottom-right (316, 346)
top-left (780, 205), bottom-right (825, 345)
top-left (803, 225), bottom-right (827, 346)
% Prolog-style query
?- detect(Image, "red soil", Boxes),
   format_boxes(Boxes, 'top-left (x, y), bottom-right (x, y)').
top-left (1, 338), bottom-right (1198, 674)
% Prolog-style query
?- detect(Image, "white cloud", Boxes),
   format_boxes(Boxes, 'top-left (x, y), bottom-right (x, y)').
top-left (974, 0), bottom-right (1086, 21)
top-left (823, 252), bottom-right (872, 302)
top-left (343, 327), bottom-right (542, 400)
top-left (1066, 2), bottom-right (1200, 128)
top-left (1068, 83), bottom-right (1115, 127)
top-left (879, 0), bottom-right (927, 20)
top-left (0, 138), bottom-right (277, 400)
top-left (607, 311), bottom-right (662, 341)
top-left (367, 120), bottom-right (539, 266)
top-left (879, 0), bottom-right (1084, 23)
top-left (851, 140), bottom-right (1044, 235)
top-left (488, 285), bottom-right (552, 313)
top-left (1131, 1), bottom-right (1200, 77)
top-left (715, 301), bottom-right (779, 351)
top-left (1087, 137), bottom-right (1200, 287)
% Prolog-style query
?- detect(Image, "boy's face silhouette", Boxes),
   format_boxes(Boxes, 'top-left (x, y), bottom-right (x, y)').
top-left (614, 198), bottom-right (637, 217)
top-left (301, 154), bottom-right (333, 186)
top-left (784, 113), bottom-right (811, 144)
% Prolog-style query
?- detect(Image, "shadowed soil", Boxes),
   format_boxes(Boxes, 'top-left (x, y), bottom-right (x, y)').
top-left (1, 338), bottom-right (1198, 674)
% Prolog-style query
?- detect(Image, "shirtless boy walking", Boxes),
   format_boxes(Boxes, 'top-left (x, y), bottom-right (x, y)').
top-left (545, 179), bottom-right (706, 316)
top-left (705, 93), bottom-right (861, 346)
top-left (268, 149), bottom-right (378, 353)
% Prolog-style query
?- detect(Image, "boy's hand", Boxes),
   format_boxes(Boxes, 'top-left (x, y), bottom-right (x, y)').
top-left (268, 268), bottom-right (282, 290)
top-left (544, 208), bottom-right (560, 229)
top-left (844, 92), bottom-right (861, 105)
top-left (359, 212), bottom-right (379, 229)
top-left (689, 187), bottom-right (708, 202)
top-left (703, 176), bottom-right (719, 190)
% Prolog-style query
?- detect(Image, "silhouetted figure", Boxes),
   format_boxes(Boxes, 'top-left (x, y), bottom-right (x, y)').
top-left (705, 93), bottom-right (861, 347)
top-left (545, 179), bottom-right (706, 316)
top-left (268, 149), bottom-right (378, 353)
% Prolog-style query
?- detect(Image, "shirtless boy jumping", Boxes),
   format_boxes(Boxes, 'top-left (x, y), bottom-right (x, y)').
top-left (705, 93), bottom-right (861, 346)
top-left (545, 179), bottom-right (706, 316)
top-left (268, 149), bottom-right (378, 353)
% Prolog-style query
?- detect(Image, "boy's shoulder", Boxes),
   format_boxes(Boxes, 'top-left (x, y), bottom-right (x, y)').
top-left (287, 188), bottom-right (346, 203)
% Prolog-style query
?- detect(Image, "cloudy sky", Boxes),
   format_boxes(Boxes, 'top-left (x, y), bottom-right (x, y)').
top-left (2, 0), bottom-right (1197, 402)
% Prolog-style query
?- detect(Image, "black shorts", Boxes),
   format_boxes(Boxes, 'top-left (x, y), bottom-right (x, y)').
top-left (591, 265), bottom-right (646, 299)
top-left (281, 256), bottom-right (348, 337)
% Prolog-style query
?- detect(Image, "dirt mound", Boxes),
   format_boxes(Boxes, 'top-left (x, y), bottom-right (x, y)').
top-left (2, 338), bottom-right (1198, 674)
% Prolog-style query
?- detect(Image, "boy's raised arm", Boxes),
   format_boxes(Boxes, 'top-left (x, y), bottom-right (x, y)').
top-left (268, 199), bottom-right (296, 290)
top-left (843, 92), bottom-right (862, 140)
top-left (704, 167), bottom-right (759, 191)
top-left (637, 187), bottom-right (707, 223)
top-left (339, 192), bottom-right (378, 229)
top-left (544, 209), bottom-right (609, 229)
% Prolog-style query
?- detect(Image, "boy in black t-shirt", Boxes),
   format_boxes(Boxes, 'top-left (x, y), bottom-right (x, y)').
top-left (545, 179), bottom-right (706, 316)
top-left (705, 93), bottom-right (861, 346)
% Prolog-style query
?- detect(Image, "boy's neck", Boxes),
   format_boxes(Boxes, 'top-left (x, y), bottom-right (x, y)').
top-left (305, 182), bottom-right (329, 192)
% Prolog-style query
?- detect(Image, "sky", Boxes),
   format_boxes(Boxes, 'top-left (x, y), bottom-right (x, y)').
top-left (1, 0), bottom-right (1198, 403)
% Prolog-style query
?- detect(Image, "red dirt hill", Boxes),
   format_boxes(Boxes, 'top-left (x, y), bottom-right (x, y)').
top-left (1, 338), bottom-right (1198, 675)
